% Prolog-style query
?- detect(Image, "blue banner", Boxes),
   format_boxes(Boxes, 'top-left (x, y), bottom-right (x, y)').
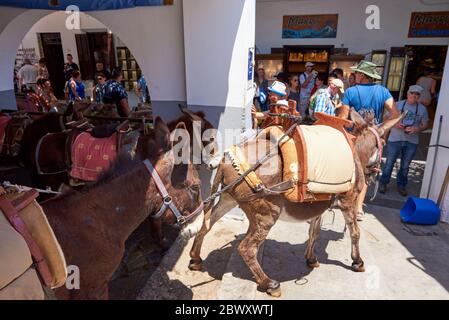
top-left (0, 0), bottom-right (172, 11)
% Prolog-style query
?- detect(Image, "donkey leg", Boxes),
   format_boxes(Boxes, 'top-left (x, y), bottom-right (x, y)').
top-left (238, 210), bottom-right (281, 298)
top-left (189, 193), bottom-right (237, 270)
top-left (341, 208), bottom-right (365, 272)
top-left (304, 216), bottom-right (322, 268)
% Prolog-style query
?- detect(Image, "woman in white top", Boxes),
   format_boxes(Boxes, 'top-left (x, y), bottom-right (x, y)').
top-left (416, 68), bottom-right (436, 107)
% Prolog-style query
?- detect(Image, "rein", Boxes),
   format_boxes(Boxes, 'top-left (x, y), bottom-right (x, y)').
top-left (143, 159), bottom-right (204, 227)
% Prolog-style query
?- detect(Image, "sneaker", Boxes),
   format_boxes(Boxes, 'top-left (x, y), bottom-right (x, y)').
top-left (397, 186), bottom-right (408, 197)
top-left (379, 183), bottom-right (387, 194)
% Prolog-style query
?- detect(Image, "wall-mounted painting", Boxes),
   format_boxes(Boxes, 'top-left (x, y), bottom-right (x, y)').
top-left (409, 11), bottom-right (449, 38)
top-left (282, 14), bottom-right (338, 39)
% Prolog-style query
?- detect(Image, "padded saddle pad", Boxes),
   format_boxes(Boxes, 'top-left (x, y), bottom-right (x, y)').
top-left (0, 211), bottom-right (33, 291)
top-left (300, 125), bottom-right (355, 194)
top-left (70, 131), bottom-right (118, 182)
top-left (1, 193), bottom-right (67, 290)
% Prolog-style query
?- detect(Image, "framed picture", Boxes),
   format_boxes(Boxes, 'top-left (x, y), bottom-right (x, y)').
top-left (409, 11), bottom-right (449, 38)
top-left (283, 14), bottom-right (338, 39)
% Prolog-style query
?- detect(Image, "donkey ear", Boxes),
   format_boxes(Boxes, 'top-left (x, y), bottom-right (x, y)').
top-left (377, 111), bottom-right (407, 136)
top-left (171, 121), bottom-right (190, 150)
top-left (154, 117), bottom-right (171, 151)
top-left (350, 108), bottom-right (366, 129)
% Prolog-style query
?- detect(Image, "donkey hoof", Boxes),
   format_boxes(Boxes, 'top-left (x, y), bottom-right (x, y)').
top-left (306, 258), bottom-right (320, 269)
top-left (267, 283), bottom-right (281, 298)
top-left (260, 280), bottom-right (281, 298)
top-left (351, 261), bottom-right (365, 272)
top-left (188, 258), bottom-right (203, 271)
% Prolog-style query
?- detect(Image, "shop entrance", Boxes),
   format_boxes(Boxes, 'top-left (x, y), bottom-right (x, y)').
top-left (404, 45), bottom-right (448, 124)
top-left (75, 32), bottom-right (116, 80)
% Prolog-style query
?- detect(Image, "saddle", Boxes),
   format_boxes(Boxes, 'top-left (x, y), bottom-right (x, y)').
top-left (229, 112), bottom-right (357, 203)
top-left (0, 187), bottom-right (67, 299)
top-left (0, 113), bottom-right (32, 157)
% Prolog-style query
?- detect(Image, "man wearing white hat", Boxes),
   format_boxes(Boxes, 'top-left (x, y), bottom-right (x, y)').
top-left (379, 84), bottom-right (429, 196)
top-left (251, 80), bottom-right (288, 121)
top-left (299, 62), bottom-right (317, 117)
top-left (309, 78), bottom-right (345, 118)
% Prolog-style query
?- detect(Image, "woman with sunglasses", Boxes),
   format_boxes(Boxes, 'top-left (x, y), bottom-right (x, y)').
top-left (379, 85), bottom-right (429, 197)
top-left (288, 75), bottom-right (301, 115)
top-left (93, 72), bottom-right (106, 103)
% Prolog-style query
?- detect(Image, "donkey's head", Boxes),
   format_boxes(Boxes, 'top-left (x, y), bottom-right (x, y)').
top-left (144, 117), bottom-right (204, 238)
top-left (168, 104), bottom-right (221, 170)
top-left (350, 108), bottom-right (405, 177)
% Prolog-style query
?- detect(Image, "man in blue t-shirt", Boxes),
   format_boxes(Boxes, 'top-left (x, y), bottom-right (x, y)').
top-left (339, 60), bottom-right (399, 221)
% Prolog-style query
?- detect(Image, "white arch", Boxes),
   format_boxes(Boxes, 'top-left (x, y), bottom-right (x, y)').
top-left (0, 3), bottom-right (186, 109)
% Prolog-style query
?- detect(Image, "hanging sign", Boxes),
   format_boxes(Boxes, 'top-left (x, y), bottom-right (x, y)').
top-left (409, 11), bottom-right (449, 38)
top-left (282, 14), bottom-right (338, 39)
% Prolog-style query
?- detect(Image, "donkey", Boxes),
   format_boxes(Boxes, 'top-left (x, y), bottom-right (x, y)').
top-left (40, 117), bottom-right (204, 300)
top-left (188, 109), bottom-right (404, 297)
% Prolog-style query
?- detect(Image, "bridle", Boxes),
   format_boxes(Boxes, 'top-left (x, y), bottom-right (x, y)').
top-left (143, 159), bottom-right (204, 227)
top-left (366, 126), bottom-right (383, 175)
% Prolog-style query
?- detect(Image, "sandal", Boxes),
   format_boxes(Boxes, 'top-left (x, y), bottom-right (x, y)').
top-left (356, 211), bottom-right (364, 222)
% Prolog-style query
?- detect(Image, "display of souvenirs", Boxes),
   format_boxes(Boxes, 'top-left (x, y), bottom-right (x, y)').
top-left (131, 71), bottom-right (137, 81)
top-left (304, 50), bottom-right (328, 62)
top-left (289, 52), bottom-right (304, 62)
top-left (130, 60), bottom-right (136, 70)
top-left (123, 71), bottom-right (129, 81)
top-left (121, 60), bottom-right (128, 70)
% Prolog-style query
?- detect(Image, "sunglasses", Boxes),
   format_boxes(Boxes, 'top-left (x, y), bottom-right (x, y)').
top-left (410, 92), bottom-right (421, 96)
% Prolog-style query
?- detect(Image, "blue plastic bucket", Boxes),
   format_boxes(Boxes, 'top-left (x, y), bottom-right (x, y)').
top-left (400, 196), bottom-right (441, 225)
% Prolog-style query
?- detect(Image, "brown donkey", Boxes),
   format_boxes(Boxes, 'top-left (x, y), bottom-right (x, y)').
top-left (188, 110), bottom-right (404, 297)
top-left (40, 117), bottom-right (204, 299)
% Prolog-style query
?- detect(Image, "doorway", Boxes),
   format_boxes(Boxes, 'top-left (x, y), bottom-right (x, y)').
top-left (404, 45), bottom-right (448, 124)
top-left (39, 33), bottom-right (65, 99)
top-left (75, 32), bottom-right (116, 80)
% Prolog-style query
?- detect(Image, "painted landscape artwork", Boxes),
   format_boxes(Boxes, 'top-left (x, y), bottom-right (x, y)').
top-left (282, 14), bottom-right (338, 39)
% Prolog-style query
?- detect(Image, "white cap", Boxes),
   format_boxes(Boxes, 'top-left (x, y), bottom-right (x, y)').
top-left (408, 84), bottom-right (423, 94)
top-left (330, 78), bottom-right (345, 93)
top-left (268, 80), bottom-right (287, 97)
top-left (305, 62), bottom-right (315, 68)
top-left (275, 99), bottom-right (289, 107)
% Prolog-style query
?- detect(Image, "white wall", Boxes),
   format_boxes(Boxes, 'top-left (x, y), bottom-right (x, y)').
top-left (256, 0), bottom-right (449, 54)
top-left (421, 49), bottom-right (449, 206)
top-left (20, 12), bottom-right (107, 64)
top-left (183, 0), bottom-right (256, 134)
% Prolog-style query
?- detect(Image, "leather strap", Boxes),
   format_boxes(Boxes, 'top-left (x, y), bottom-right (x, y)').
top-left (0, 189), bottom-right (53, 287)
top-left (143, 159), bottom-right (204, 226)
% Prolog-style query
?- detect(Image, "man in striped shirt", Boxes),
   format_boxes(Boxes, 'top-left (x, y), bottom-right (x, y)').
top-left (309, 78), bottom-right (345, 118)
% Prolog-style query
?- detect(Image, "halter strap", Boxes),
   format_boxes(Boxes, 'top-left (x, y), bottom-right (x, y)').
top-left (143, 159), bottom-right (203, 227)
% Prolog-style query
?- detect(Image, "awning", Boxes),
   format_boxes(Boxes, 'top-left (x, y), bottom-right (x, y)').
top-left (0, 0), bottom-right (173, 11)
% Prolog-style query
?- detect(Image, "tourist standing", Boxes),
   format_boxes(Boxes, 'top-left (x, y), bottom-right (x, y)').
top-left (39, 79), bottom-right (59, 112)
top-left (68, 70), bottom-right (85, 102)
top-left (416, 68), bottom-right (436, 107)
top-left (135, 75), bottom-right (151, 105)
top-left (64, 53), bottom-right (79, 81)
top-left (17, 59), bottom-right (38, 92)
top-left (94, 62), bottom-right (111, 83)
top-left (340, 60), bottom-right (399, 221)
top-left (288, 75), bottom-right (301, 115)
top-left (299, 62), bottom-right (317, 116)
top-left (36, 58), bottom-right (49, 81)
top-left (348, 73), bottom-right (357, 87)
top-left (379, 85), bottom-right (428, 196)
top-left (309, 78), bottom-right (344, 119)
top-left (255, 66), bottom-right (269, 111)
top-left (93, 72), bottom-right (106, 103)
top-left (103, 68), bottom-right (131, 117)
